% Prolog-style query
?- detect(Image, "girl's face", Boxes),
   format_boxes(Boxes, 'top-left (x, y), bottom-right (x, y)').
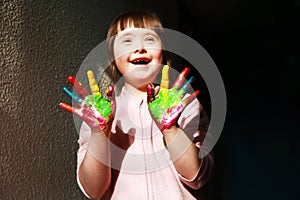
top-left (113, 27), bottom-right (163, 88)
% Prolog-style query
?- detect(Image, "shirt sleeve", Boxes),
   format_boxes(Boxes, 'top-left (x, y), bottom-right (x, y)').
top-left (177, 98), bottom-right (214, 190)
top-left (76, 122), bottom-right (92, 199)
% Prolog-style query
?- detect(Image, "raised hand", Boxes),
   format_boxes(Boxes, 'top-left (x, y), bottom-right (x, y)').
top-left (59, 70), bottom-right (115, 131)
top-left (147, 65), bottom-right (199, 131)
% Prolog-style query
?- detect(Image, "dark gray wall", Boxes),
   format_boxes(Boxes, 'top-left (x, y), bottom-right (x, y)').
top-left (0, 0), bottom-right (179, 199)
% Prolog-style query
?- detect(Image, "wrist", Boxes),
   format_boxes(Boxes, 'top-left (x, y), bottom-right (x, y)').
top-left (162, 126), bottom-right (180, 146)
top-left (87, 129), bottom-right (111, 163)
top-left (89, 129), bottom-right (109, 145)
top-left (162, 125), bottom-right (179, 135)
top-left (91, 124), bottom-right (111, 137)
top-left (90, 126), bottom-right (111, 145)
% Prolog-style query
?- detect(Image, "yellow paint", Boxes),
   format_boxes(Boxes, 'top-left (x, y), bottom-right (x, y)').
top-left (161, 65), bottom-right (169, 100)
top-left (87, 70), bottom-right (101, 96)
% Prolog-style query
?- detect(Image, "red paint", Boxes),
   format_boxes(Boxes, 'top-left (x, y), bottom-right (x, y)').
top-left (106, 85), bottom-right (114, 97)
top-left (59, 102), bottom-right (75, 113)
top-left (147, 83), bottom-right (155, 103)
top-left (172, 67), bottom-right (190, 88)
top-left (183, 90), bottom-right (200, 104)
top-left (68, 76), bottom-right (88, 98)
top-left (81, 106), bottom-right (108, 129)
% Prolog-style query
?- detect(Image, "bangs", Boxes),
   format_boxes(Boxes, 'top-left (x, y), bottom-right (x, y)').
top-left (116, 13), bottom-right (163, 32)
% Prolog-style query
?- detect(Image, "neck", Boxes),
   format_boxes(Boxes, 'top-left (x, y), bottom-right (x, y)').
top-left (124, 82), bottom-right (147, 99)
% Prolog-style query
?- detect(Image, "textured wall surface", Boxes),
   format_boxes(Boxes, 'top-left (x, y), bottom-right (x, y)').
top-left (0, 0), bottom-right (179, 199)
top-left (6, 0), bottom-right (299, 200)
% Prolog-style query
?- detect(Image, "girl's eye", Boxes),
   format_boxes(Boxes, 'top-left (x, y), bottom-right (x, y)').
top-left (145, 37), bottom-right (155, 42)
top-left (122, 38), bottom-right (132, 44)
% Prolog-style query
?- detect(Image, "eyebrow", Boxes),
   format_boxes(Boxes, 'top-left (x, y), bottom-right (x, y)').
top-left (117, 31), bottom-right (159, 40)
top-left (121, 32), bottom-right (133, 36)
top-left (117, 32), bottom-right (134, 39)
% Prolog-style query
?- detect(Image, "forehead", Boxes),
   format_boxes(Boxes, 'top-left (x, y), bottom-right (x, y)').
top-left (115, 27), bottom-right (159, 39)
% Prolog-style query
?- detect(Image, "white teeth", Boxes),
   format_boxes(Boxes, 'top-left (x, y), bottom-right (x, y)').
top-left (131, 59), bottom-right (150, 64)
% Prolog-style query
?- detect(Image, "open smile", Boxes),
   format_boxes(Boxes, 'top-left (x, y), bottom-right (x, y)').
top-left (130, 57), bottom-right (151, 65)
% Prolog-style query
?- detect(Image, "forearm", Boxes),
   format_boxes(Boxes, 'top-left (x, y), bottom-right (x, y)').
top-left (78, 129), bottom-right (111, 199)
top-left (163, 127), bottom-right (200, 180)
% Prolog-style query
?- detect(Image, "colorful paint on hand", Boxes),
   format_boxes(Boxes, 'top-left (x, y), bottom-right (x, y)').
top-left (148, 65), bottom-right (199, 130)
top-left (148, 88), bottom-right (183, 121)
top-left (60, 70), bottom-right (114, 130)
top-left (84, 93), bottom-right (112, 121)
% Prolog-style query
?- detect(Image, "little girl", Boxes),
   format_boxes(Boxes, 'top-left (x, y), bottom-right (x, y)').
top-left (60, 11), bottom-right (213, 200)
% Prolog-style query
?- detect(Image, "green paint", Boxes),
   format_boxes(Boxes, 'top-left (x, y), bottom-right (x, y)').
top-left (85, 94), bottom-right (112, 119)
top-left (148, 88), bottom-right (183, 121)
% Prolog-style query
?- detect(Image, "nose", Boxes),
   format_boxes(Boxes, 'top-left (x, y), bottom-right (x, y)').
top-left (134, 48), bottom-right (147, 53)
top-left (134, 41), bottom-right (147, 53)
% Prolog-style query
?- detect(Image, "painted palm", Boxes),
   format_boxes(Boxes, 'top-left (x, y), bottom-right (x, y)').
top-left (60, 70), bottom-right (114, 131)
top-left (148, 65), bottom-right (199, 131)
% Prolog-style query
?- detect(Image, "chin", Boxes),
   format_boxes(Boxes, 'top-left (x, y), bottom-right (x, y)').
top-left (124, 75), bottom-right (155, 89)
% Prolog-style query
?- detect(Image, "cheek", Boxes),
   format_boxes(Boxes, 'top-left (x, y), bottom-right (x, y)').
top-left (114, 48), bottom-right (131, 69)
top-left (113, 41), bottom-right (126, 61)
top-left (152, 50), bottom-right (163, 63)
top-left (114, 43), bottom-right (134, 61)
top-left (114, 48), bottom-right (126, 60)
top-left (114, 57), bottom-right (126, 74)
top-left (113, 45), bottom-right (129, 73)
top-left (113, 45), bottom-right (121, 61)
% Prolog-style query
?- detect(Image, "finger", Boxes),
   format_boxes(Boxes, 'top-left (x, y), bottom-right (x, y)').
top-left (105, 85), bottom-right (114, 100)
top-left (68, 76), bottom-right (88, 98)
top-left (178, 76), bottom-right (194, 95)
top-left (160, 65), bottom-right (170, 100)
top-left (59, 102), bottom-right (76, 114)
top-left (154, 85), bottom-right (160, 98)
top-left (183, 90), bottom-right (200, 105)
top-left (87, 70), bottom-right (102, 97)
top-left (147, 83), bottom-right (155, 104)
top-left (61, 86), bottom-right (83, 103)
top-left (160, 65), bottom-right (170, 89)
top-left (172, 67), bottom-right (190, 89)
top-left (60, 103), bottom-right (105, 129)
top-left (106, 85), bottom-right (115, 117)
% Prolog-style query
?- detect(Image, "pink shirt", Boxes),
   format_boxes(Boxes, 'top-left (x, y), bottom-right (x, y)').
top-left (77, 87), bottom-right (213, 199)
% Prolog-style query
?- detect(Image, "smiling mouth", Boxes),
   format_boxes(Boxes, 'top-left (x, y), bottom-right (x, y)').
top-left (130, 58), bottom-right (151, 65)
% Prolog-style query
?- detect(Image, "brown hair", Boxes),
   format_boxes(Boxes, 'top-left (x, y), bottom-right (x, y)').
top-left (106, 11), bottom-right (171, 84)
